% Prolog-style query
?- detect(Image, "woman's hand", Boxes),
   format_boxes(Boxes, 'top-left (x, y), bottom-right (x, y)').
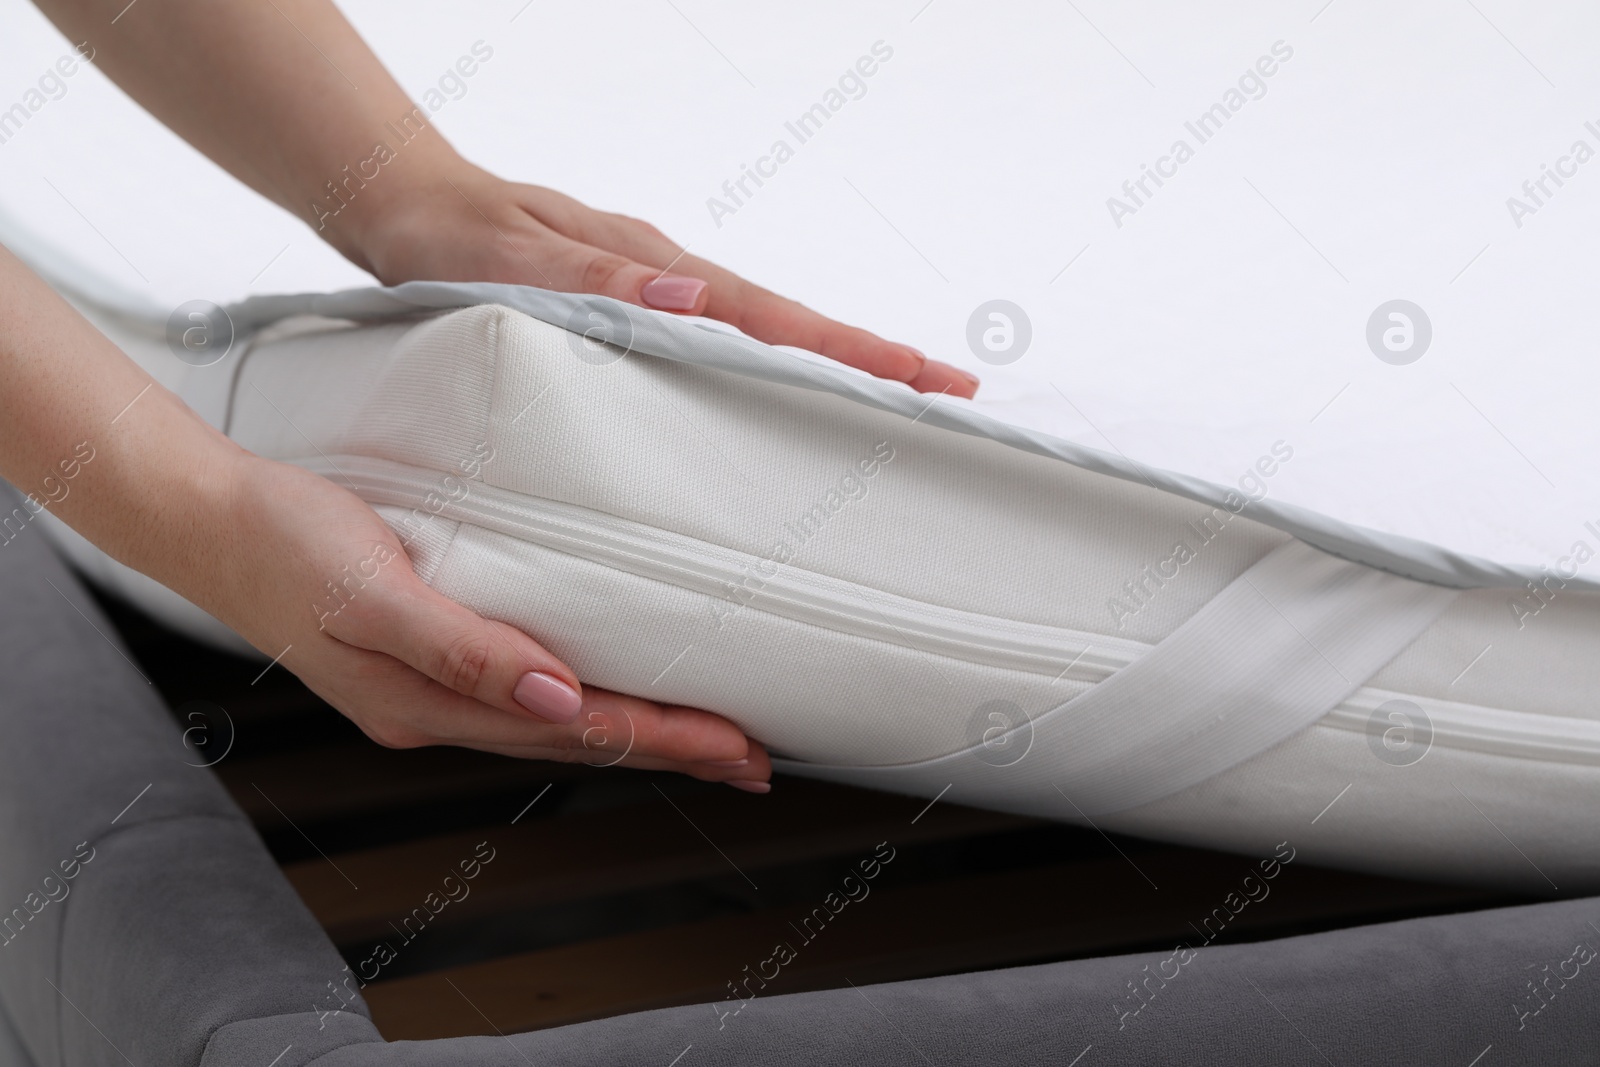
top-left (339, 162), bottom-right (980, 400)
top-left (213, 452), bottom-right (772, 788)
top-left (0, 241), bottom-right (771, 789)
top-left (18, 0), bottom-right (937, 788)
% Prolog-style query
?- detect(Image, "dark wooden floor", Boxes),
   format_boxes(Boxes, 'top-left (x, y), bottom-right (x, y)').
top-left (100, 594), bottom-right (1528, 1041)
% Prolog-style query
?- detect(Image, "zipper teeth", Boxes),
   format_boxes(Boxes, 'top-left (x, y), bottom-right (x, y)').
top-left (304, 455), bottom-right (1600, 766)
top-left (305, 455), bottom-right (1147, 682)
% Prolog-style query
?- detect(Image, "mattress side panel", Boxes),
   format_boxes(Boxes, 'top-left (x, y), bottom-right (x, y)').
top-left (480, 310), bottom-right (1291, 644)
top-left (425, 524), bottom-right (1097, 765)
top-left (1370, 587), bottom-right (1600, 722)
top-left (1098, 719), bottom-right (1600, 893)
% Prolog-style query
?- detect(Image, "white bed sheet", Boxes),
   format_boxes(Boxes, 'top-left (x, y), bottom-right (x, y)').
top-left (1, 0), bottom-right (1596, 574)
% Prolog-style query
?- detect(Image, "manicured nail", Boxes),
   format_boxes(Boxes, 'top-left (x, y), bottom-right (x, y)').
top-left (513, 671), bottom-right (583, 724)
top-left (640, 276), bottom-right (708, 311)
top-left (705, 759), bottom-right (749, 768)
top-left (727, 779), bottom-right (771, 794)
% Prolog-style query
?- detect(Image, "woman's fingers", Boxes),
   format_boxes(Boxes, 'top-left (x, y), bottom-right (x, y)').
top-left (506, 229), bottom-right (713, 317)
top-left (514, 193), bottom-right (980, 398)
top-left (462, 706), bottom-right (772, 784)
top-left (906, 359), bottom-right (981, 398)
top-left (468, 741), bottom-right (774, 786)
top-left (617, 240), bottom-right (978, 398)
top-left (571, 687), bottom-right (755, 767)
top-left (314, 646), bottom-right (763, 777)
top-left (322, 562), bottom-right (586, 725)
top-left (618, 239), bottom-right (981, 399)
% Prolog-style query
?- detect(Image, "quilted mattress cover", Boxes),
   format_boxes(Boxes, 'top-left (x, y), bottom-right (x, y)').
top-left (34, 280), bottom-right (1600, 894)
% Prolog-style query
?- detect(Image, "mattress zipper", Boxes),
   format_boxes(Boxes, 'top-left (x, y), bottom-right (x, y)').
top-left (302, 455), bottom-right (1600, 766)
top-left (1321, 690), bottom-right (1600, 767)
top-left (300, 454), bottom-right (1148, 684)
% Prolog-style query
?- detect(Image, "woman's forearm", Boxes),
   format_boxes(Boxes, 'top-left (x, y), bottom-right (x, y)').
top-left (0, 244), bottom-right (240, 591)
top-left (29, 0), bottom-right (454, 268)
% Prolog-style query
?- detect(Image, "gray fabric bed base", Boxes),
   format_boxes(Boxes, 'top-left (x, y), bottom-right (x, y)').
top-left (2, 490), bottom-right (1596, 1067)
top-left (0, 998), bottom-right (35, 1067)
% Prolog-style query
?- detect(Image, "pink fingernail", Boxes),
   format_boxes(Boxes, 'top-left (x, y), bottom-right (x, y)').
top-left (727, 779), bottom-right (771, 794)
top-left (641, 276), bottom-right (707, 311)
top-left (705, 759), bottom-right (749, 768)
top-left (513, 671), bottom-right (583, 724)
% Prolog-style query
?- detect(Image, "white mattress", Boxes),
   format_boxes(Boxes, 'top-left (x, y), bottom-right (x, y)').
top-left (5, 0), bottom-right (1599, 892)
top-left (27, 281), bottom-right (1600, 896)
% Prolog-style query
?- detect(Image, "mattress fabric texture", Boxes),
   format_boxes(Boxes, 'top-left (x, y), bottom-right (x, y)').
top-left (38, 283), bottom-right (1600, 894)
